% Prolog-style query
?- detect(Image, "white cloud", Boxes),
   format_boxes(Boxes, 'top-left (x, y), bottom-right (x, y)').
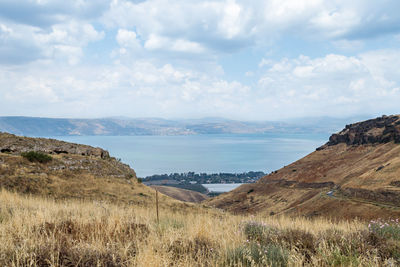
top-left (143, 34), bottom-right (205, 53)
top-left (7, 75), bottom-right (59, 103)
top-left (2, 0), bottom-right (400, 120)
top-left (217, 0), bottom-right (247, 39)
top-left (0, 24), bottom-right (12, 35)
top-left (0, 19), bottom-right (104, 65)
top-left (116, 29), bottom-right (140, 48)
top-left (0, 59), bottom-right (251, 118)
top-left (36, 21), bottom-right (104, 64)
top-left (256, 50), bottom-right (400, 118)
top-left (36, 21), bottom-right (104, 46)
top-left (143, 34), bottom-right (167, 50)
top-left (102, 0), bottom-right (400, 54)
top-left (171, 39), bottom-right (205, 53)
top-left (4, 49), bottom-right (399, 120)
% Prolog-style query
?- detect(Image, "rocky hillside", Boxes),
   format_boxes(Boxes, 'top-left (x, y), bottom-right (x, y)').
top-left (0, 132), bottom-right (109, 158)
top-left (207, 115), bottom-right (400, 220)
top-left (0, 133), bottom-right (180, 207)
top-left (318, 115), bottom-right (400, 148)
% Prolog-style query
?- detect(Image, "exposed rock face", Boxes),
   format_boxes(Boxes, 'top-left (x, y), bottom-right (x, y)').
top-left (0, 132), bottom-right (109, 158)
top-left (318, 115), bottom-right (400, 150)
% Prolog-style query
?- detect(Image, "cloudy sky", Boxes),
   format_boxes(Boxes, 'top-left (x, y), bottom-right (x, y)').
top-left (1, 0), bottom-right (400, 120)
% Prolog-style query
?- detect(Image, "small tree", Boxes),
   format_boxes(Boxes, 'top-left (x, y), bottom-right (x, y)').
top-left (21, 151), bottom-right (52, 163)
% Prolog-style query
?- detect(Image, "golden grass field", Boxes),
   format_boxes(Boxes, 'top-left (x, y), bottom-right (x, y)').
top-left (1, 189), bottom-right (399, 267)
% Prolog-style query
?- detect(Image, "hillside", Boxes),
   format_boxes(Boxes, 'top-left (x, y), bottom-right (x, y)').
top-left (207, 115), bottom-right (400, 220)
top-left (0, 132), bottom-right (181, 208)
top-left (151, 185), bottom-right (208, 203)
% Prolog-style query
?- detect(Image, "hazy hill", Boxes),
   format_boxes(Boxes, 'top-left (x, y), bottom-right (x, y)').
top-left (151, 185), bottom-right (208, 203)
top-left (0, 116), bottom-right (365, 136)
top-left (207, 115), bottom-right (400, 220)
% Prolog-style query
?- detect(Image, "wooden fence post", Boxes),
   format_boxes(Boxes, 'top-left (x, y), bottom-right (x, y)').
top-left (155, 189), bottom-right (159, 224)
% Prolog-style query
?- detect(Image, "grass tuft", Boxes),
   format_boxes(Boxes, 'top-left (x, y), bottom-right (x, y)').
top-left (225, 242), bottom-right (288, 267)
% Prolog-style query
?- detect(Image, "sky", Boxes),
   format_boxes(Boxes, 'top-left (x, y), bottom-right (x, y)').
top-left (1, 0), bottom-right (400, 120)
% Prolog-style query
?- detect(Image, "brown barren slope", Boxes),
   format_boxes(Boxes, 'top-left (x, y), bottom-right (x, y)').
top-left (207, 115), bottom-right (400, 220)
top-left (151, 185), bottom-right (208, 203)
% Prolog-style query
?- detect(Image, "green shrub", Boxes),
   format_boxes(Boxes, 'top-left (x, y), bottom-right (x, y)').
top-left (368, 219), bottom-right (400, 240)
top-left (225, 242), bottom-right (288, 267)
top-left (242, 221), bottom-right (316, 262)
top-left (21, 151), bottom-right (52, 163)
top-left (243, 221), bottom-right (269, 242)
top-left (326, 248), bottom-right (360, 267)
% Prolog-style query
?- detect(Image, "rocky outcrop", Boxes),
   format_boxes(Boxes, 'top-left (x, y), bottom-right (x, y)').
top-left (317, 115), bottom-right (400, 150)
top-left (0, 132), bottom-right (109, 158)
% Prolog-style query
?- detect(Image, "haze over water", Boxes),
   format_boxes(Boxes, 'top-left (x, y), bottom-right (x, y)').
top-left (55, 133), bottom-right (328, 177)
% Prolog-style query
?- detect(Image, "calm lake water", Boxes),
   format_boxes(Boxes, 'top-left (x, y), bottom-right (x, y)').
top-left (53, 133), bottom-right (328, 177)
top-left (202, 183), bottom-right (243, 193)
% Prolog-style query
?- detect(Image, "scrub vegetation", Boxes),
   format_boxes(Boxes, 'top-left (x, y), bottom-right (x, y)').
top-left (0, 189), bottom-right (399, 267)
top-left (21, 151), bottom-right (52, 163)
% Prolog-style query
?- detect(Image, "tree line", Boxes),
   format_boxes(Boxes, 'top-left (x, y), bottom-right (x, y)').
top-left (143, 171), bottom-right (265, 184)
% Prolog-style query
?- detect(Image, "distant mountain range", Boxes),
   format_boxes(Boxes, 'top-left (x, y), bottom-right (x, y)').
top-left (0, 115), bottom-right (370, 136)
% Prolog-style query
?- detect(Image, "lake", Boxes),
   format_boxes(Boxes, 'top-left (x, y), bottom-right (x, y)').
top-left (53, 133), bottom-right (328, 177)
top-left (202, 183), bottom-right (243, 193)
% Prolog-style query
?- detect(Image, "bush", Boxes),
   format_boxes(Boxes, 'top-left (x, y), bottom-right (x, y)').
top-left (225, 242), bottom-right (288, 267)
top-left (168, 236), bottom-right (217, 262)
top-left (241, 221), bottom-right (317, 262)
top-left (243, 221), bottom-right (269, 242)
top-left (21, 151), bottom-right (52, 163)
top-left (368, 219), bottom-right (400, 240)
top-left (326, 248), bottom-right (360, 266)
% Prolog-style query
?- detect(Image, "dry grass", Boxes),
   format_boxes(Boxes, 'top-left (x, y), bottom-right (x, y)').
top-left (0, 189), bottom-right (399, 267)
top-left (0, 153), bottom-right (187, 208)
